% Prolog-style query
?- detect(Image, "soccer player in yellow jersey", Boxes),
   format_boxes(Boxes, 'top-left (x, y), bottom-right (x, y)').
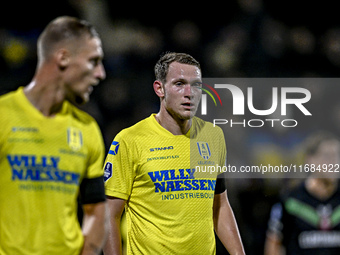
top-left (103, 52), bottom-right (245, 254)
top-left (0, 17), bottom-right (108, 255)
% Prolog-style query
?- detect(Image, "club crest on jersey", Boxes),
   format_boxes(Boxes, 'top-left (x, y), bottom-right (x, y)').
top-left (67, 127), bottom-right (83, 151)
top-left (197, 142), bottom-right (211, 160)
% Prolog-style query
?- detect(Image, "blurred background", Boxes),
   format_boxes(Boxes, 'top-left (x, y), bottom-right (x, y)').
top-left (1, 0), bottom-right (340, 254)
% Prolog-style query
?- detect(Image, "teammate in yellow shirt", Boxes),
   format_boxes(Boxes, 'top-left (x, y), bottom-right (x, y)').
top-left (0, 16), bottom-right (107, 255)
top-left (103, 52), bottom-right (245, 254)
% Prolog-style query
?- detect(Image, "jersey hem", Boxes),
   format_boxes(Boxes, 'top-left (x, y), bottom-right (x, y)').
top-left (105, 189), bottom-right (129, 200)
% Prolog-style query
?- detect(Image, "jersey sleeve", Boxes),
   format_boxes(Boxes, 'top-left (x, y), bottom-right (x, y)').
top-left (85, 121), bottom-right (105, 179)
top-left (215, 127), bottom-right (227, 194)
top-left (215, 174), bottom-right (227, 194)
top-left (79, 121), bottom-right (106, 204)
top-left (218, 127), bottom-right (227, 168)
top-left (104, 132), bottom-right (137, 200)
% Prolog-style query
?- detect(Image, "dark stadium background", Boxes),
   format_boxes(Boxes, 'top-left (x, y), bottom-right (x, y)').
top-left (1, 1), bottom-right (340, 254)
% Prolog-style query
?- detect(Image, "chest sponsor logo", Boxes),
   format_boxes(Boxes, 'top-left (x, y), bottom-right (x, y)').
top-left (148, 169), bottom-right (216, 193)
top-left (67, 127), bottom-right (83, 151)
top-left (197, 142), bottom-right (211, 160)
top-left (7, 154), bottom-right (80, 185)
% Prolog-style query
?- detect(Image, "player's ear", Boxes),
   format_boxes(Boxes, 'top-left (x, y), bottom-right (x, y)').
top-left (153, 80), bottom-right (165, 98)
top-left (56, 49), bottom-right (70, 70)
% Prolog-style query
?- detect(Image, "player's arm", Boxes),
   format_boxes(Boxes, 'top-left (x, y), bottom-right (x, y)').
top-left (80, 177), bottom-right (108, 255)
top-left (78, 121), bottom-right (108, 255)
top-left (103, 196), bottom-right (126, 255)
top-left (103, 134), bottom-right (135, 255)
top-left (264, 231), bottom-right (284, 255)
top-left (264, 202), bottom-right (285, 255)
top-left (81, 201), bottom-right (108, 255)
top-left (213, 190), bottom-right (245, 255)
top-left (214, 129), bottom-right (245, 254)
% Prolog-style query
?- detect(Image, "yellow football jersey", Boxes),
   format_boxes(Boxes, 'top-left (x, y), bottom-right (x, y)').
top-left (0, 87), bottom-right (105, 255)
top-left (104, 114), bottom-right (226, 254)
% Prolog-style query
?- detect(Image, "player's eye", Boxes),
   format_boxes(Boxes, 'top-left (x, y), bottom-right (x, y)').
top-left (192, 82), bottom-right (202, 88)
top-left (90, 58), bottom-right (100, 66)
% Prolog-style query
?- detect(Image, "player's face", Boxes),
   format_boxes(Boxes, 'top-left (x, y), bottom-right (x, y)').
top-left (309, 140), bottom-right (340, 179)
top-left (162, 62), bottom-right (202, 120)
top-left (64, 37), bottom-right (106, 104)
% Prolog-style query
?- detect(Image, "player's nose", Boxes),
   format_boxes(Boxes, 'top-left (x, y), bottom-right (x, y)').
top-left (95, 62), bottom-right (106, 82)
top-left (183, 84), bottom-right (192, 97)
top-left (184, 84), bottom-right (200, 99)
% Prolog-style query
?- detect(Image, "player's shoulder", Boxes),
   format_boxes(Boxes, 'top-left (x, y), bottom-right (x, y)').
top-left (281, 181), bottom-right (306, 201)
top-left (117, 115), bottom-right (154, 140)
top-left (0, 90), bottom-right (18, 130)
top-left (0, 88), bottom-right (19, 106)
top-left (0, 89), bottom-right (24, 123)
top-left (192, 116), bottom-right (224, 136)
top-left (65, 102), bottom-right (98, 126)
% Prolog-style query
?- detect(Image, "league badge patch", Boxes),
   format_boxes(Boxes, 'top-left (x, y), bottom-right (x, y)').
top-left (104, 162), bottom-right (113, 182)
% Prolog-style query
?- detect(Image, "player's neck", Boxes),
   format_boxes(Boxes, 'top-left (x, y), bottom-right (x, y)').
top-left (155, 109), bottom-right (191, 136)
top-left (24, 79), bottom-right (65, 117)
top-left (305, 177), bottom-right (338, 201)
